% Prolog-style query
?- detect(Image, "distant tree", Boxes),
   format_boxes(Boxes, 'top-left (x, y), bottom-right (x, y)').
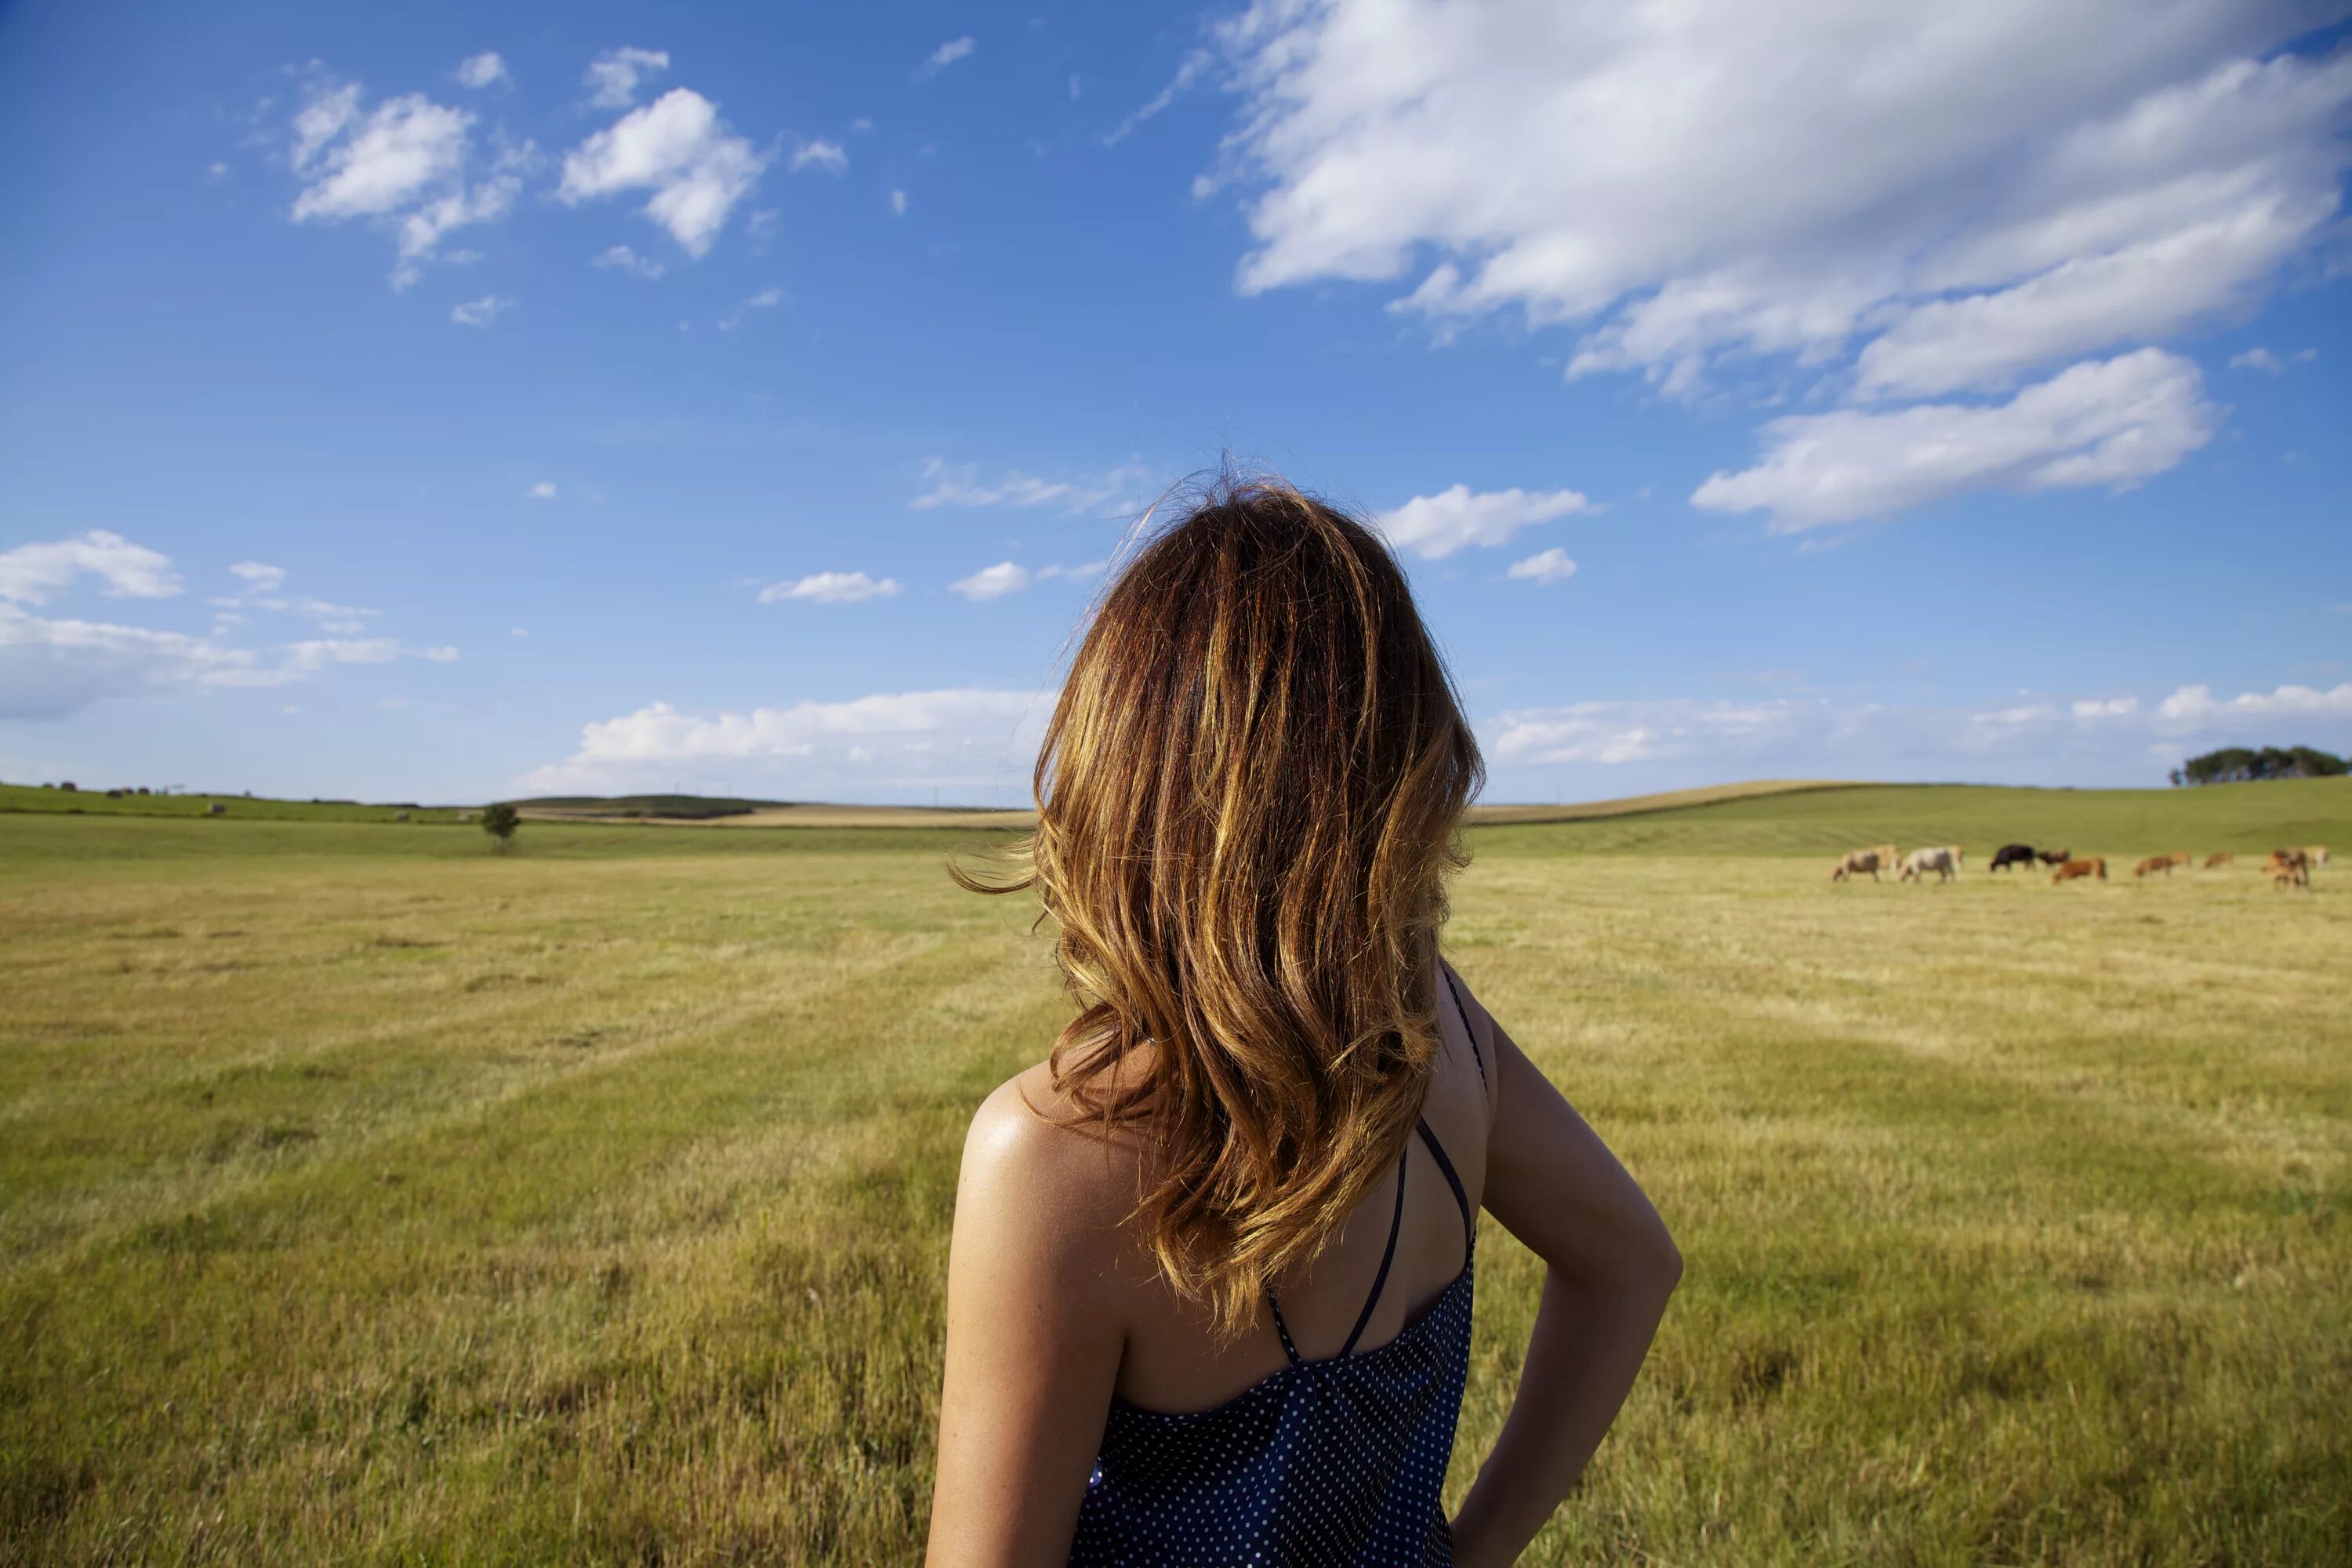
top-left (479, 801), bottom-right (521, 851)
top-left (2169, 768), bottom-right (2183, 787)
top-left (2178, 745), bottom-right (2348, 786)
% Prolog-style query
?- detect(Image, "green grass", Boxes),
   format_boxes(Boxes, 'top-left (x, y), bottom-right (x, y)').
top-left (0, 781), bottom-right (467, 824)
top-left (2, 784), bottom-right (2348, 1565)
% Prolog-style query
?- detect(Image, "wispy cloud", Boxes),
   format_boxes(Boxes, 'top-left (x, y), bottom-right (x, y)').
top-left (912, 456), bottom-right (1154, 514)
top-left (757, 571), bottom-right (902, 604)
top-left (592, 244), bottom-right (666, 280)
top-left (789, 139), bottom-right (848, 174)
top-left (918, 37), bottom-right (976, 79)
top-left (583, 46), bottom-right (669, 109)
top-left (453, 52), bottom-right (508, 89)
top-left (1507, 548), bottom-right (1577, 585)
top-left (1105, 48), bottom-right (1211, 145)
top-left (451, 294), bottom-right (511, 328)
top-left (948, 561), bottom-right (1105, 601)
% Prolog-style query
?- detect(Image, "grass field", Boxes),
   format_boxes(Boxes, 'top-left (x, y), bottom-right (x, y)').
top-left (3, 782), bottom-right (2348, 1565)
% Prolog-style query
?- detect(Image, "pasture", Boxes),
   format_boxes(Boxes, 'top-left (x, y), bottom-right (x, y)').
top-left (2, 781), bottom-right (2348, 1565)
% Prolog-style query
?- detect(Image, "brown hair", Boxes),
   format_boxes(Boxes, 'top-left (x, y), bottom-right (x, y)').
top-left (961, 474), bottom-right (1483, 1335)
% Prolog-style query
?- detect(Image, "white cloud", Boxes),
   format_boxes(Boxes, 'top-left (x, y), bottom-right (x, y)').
top-left (757, 571), bottom-right (902, 604)
top-left (951, 562), bottom-right (1031, 601)
top-left (529, 481), bottom-right (557, 499)
top-left (584, 46), bottom-right (670, 109)
top-left (1105, 48), bottom-right (1211, 145)
top-left (451, 294), bottom-right (511, 327)
top-left (292, 89), bottom-right (470, 220)
top-left (890, 187), bottom-right (908, 216)
top-left (2230, 345), bottom-right (2317, 373)
top-left (425, 645), bottom-right (459, 662)
top-left (920, 37), bottom-right (976, 77)
top-left (454, 52), bottom-right (509, 89)
top-left (0, 532), bottom-right (182, 606)
top-left (512, 627), bottom-right (529, 637)
top-left (288, 73), bottom-right (520, 289)
top-left (206, 160), bottom-right (228, 180)
top-left (1483, 677), bottom-right (2352, 791)
top-left (2154, 681), bottom-right (2352, 728)
top-left (557, 88), bottom-right (766, 256)
top-left (1506, 547), bottom-right (1577, 585)
top-left (1691, 349), bottom-right (2219, 531)
top-left (228, 561), bottom-right (286, 593)
top-left (1210, 3), bottom-right (2349, 435)
top-left (912, 456), bottom-right (1153, 514)
top-left (790, 139), bottom-right (848, 173)
top-left (1375, 484), bottom-right (1590, 560)
top-left (592, 243), bottom-right (666, 279)
top-left (521, 688), bottom-right (1051, 794)
top-left (0, 605), bottom-right (271, 717)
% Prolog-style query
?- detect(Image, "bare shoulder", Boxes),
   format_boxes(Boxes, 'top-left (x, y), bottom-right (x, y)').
top-left (958, 1061), bottom-right (1142, 1250)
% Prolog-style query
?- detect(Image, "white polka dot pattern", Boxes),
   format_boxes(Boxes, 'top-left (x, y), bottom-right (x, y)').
top-left (1069, 1210), bottom-right (1474, 1565)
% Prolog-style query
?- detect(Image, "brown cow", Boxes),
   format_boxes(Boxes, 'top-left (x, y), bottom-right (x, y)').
top-left (2035, 846), bottom-right (2071, 866)
top-left (2202, 851), bottom-right (2234, 869)
top-left (2264, 849), bottom-right (2310, 889)
top-left (2132, 855), bottom-right (2174, 879)
top-left (1831, 848), bottom-right (1884, 882)
top-left (2052, 857), bottom-right (2106, 884)
top-left (2168, 851), bottom-right (2194, 869)
top-left (2304, 845), bottom-right (2332, 871)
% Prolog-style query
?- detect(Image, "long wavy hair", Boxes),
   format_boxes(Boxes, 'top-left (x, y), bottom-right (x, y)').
top-left (960, 474), bottom-right (1483, 1337)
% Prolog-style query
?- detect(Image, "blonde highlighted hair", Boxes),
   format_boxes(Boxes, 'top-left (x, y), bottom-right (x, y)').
top-left (960, 474), bottom-right (1483, 1335)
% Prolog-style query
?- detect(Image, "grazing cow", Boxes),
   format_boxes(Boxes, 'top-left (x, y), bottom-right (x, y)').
top-left (2051, 857), bottom-right (2106, 884)
top-left (2036, 847), bottom-right (2071, 866)
top-left (2203, 851), bottom-right (2234, 869)
top-left (394, 810), bottom-right (412, 822)
top-left (2132, 855), bottom-right (2175, 879)
top-left (1831, 848), bottom-right (1884, 882)
top-left (1989, 843), bottom-right (2038, 873)
top-left (2264, 849), bottom-right (2311, 889)
top-left (2304, 845), bottom-right (2332, 871)
top-left (205, 802), bottom-right (226, 816)
top-left (1900, 846), bottom-right (1958, 883)
top-left (2167, 851), bottom-right (2194, 870)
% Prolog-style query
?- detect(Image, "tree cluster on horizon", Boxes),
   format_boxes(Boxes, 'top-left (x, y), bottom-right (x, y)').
top-left (2169, 746), bottom-right (2348, 787)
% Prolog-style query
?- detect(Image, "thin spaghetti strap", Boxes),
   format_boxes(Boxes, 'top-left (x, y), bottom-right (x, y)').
top-left (1415, 1120), bottom-right (1474, 1266)
top-left (1442, 964), bottom-right (1486, 1091)
top-left (1265, 1291), bottom-right (1303, 1368)
top-left (1336, 1152), bottom-right (1408, 1358)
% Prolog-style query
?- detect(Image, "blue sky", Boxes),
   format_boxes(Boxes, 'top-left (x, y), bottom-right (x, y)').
top-left (2, 0), bottom-right (2347, 807)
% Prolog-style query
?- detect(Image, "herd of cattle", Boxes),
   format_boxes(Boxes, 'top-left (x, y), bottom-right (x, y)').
top-left (1830, 842), bottom-right (2331, 888)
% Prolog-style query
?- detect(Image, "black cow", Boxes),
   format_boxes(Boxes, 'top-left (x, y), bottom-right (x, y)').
top-left (1990, 843), bottom-right (2038, 873)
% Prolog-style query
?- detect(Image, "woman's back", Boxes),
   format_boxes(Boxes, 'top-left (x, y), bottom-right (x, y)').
top-left (1069, 968), bottom-right (1494, 1565)
top-left (925, 477), bottom-right (1680, 1566)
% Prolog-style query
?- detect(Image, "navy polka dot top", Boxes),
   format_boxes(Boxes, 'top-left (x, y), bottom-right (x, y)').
top-left (1069, 977), bottom-right (1483, 1566)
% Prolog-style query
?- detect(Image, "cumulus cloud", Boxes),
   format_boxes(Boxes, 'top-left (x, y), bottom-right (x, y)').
top-left (0, 532), bottom-right (182, 605)
top-left (557, 87), bottom-right (766, 256)
top-left (913, 456), bottom-right (1154, 514)
top-left (592, 243), bottom-right (666, 279)
top-left (1506, 547), bottom-right (1577, 585)
top-left (1375, 484), bottom-right (1590, 559)
top-left (450, 294), bottom-right (511, 327)
top-left (454, 52), bottom-right (509, 89)
top-left (584, 46), bottom-right (670, 109)
top-left (790, 139), bottom-right (848, 173)
top-left (757, 571), bottom-right (902, 604)
top-left (0, 605), bottom-right (271, 717)
top-left (519, 688), bottom-right (1051, 795)
top-left (287, 71), bottom-right (521, 289)
top-left (920, 37), bottom-right (976, 78)
top-left (1214, 5), bottom-right (2349, 397)
top-left (1691, 349), bottom-right (2219, 531)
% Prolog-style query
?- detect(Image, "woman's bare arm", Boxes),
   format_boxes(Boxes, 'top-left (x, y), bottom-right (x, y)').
top-left (1449, 1020), bottom-right (1682, 1567)
top-left (925, 1078), bottom-right (1126, 1566)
